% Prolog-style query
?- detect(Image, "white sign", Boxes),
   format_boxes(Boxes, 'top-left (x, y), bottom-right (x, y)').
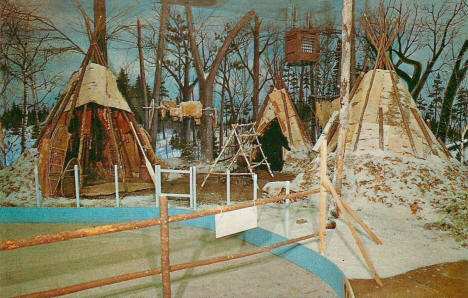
top-left (215, 207), bottom-right (258, 238)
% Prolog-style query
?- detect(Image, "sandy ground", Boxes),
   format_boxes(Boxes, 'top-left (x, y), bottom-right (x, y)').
top-left (0, 223), bottom-right (336, 298)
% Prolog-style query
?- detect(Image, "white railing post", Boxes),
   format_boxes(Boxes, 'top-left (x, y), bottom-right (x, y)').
top-left (226, 170), bottom-right (230, 205)
top-left (34, 164), bottom-right (41, 207)
top-left (189, 167), bottom-right (194, 209)
top-left (253, 174), bottom-right (257, 201)
top-left (155, 165), bottom-right (161, 208)
top-left (192, 166), bottom-right (197, 210)
top-left (285, 181), bottom-right (291, 238)
top-left (114, 165), bottom-right (120, 207)
top-left (74, 164), bottom-right (80, 207)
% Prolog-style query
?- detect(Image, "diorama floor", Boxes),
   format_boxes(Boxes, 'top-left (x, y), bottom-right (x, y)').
top-left (0, 223), bottom-right (337, 297)
top-left (350, 260), bottom-right (468, 298)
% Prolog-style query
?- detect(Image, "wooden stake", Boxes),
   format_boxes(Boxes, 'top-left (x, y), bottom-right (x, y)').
top-left (322, 177), bottom-right (383, 286)
top-left (159, 195), bottom-right (171, 298)
top-left (389, 71), bottom-right (417, 156)
top-left (411, 107), bottom-right (438, 156)
top-left (323, 176), bottom-right (382, 245)
top-left (319, 140), bottom-right (327, 255)
top-left (437, 137), bottom-right (452, 158)
top-left (129, 121), bottom-right (156, 184)
top-left (378, 107), bottom-right (384, 150)
top-left (106, 108), bottom-right (126, 186)
top-left (280, 91), bottom-right (294, 144)
top-left (76, 104), bottom-right (88, 186)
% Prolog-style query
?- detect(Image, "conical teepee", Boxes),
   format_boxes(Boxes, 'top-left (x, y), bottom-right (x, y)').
top-left (318, 9), bottom-right (451, 161)
top-left (255, 82), bottom-right (314, 171)
top-left (35, 23), bottom-right (163, 197)
top-left (344, 69), bottom-right (450, 159)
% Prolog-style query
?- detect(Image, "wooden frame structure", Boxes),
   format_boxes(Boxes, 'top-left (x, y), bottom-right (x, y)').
top-left (201, 123), bottom-right (273, 188)
top-left (285, 28), bottom-right (320, 65)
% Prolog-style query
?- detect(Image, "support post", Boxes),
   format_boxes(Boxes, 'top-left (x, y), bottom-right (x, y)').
top-left (189, 167), bottom-right (194, 209)
top-left (333, 0), bottom-right (354, 206)
top-left (155, 165), bottom-right (161, 207)
top-left (319, 141), bottom-right (327, 255)
top-left (114, 165), bottom-right (120, 207)
top-left (192, 166), bottom-right (197, 210)
top-left (253, 174), bottom-right (257, 201)
top-left (285, 181), bottom-right (290, 238)
top-left (74, 164), bottom-right (80, 208)
top-left (34, 164), bottom-right (41, 207)
top-left (226, 170), bottom-right (230, 205)
top-left (159, 195), bottom-right (171, 298)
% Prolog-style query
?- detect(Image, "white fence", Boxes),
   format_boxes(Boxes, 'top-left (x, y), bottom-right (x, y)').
top-left (155, 165), bottom-right (197, 210)
top-left (32, 164), bottom-right (262, 210)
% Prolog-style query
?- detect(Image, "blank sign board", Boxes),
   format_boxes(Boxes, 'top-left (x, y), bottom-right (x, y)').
top-left (215, 206), bottom-right (258, 238)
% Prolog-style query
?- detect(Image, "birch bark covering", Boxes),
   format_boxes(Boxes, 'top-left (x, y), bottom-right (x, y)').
top-left (333, 0), bottom-right (353, 197)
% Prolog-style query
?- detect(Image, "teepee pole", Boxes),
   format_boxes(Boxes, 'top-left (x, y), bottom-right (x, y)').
top-left (77, 104), bottom-right (88, 185)
top-left (201, 126), bottom-right (237, 188)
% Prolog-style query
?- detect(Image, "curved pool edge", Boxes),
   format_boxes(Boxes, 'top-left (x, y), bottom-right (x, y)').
top-left (0, 207), bottom-right (346, 297)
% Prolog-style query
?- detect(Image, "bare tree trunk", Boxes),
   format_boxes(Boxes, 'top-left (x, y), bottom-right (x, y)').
top-left (437, 39), bottom-right (468, 142)
top-left (333, 0), bottom-right (354, 210)
top-left (219, 80), bottom-right (226, 148)
top-left (93, 0), bottom-right (107, 64)
top-left (185, 4), bottom-right (254, 161)
top-left (137, 18), bottom-right (149, 130)
top-left (151, 0), bottom-right (168, 149)
top-left (252, 15), bottom-right (260, 120)
top-left (29, 76), bottom-right (40, 133)
top-left (0, 119), bottom-right (5, 168)
top-left (21, 71), bottom-right (28, 153)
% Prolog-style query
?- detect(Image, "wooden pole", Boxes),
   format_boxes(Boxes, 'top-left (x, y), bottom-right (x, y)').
top-left (322, 177), bottom-right (383, 286)
top-left (159, 195), bottom-right (171, 298)
top-left (17, 233), bottom-right (320, 298)
top-left (323, 176), bottom-right (382, 245)
top-left (129, 121), bottom-right (156, 184)
top-left (333, 0), bottom-right (354, 201)
top-left (319, 140), bottom-right (327, 254)
top-left (76, 104), bottom-right (88, 186)
top-left (0, 189), bottom-right (319, 251)
top-left (378, 107), bottom-right (384, 150)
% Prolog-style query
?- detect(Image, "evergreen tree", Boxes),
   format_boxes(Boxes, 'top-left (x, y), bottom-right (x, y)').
top-left (427, 73), bottom-right (444, 129)
top-left (116, 68), bottom-right (131, 99)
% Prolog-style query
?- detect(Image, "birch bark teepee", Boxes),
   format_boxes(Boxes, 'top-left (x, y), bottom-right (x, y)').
top-left (35, 16), bottom-right (163, 197)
